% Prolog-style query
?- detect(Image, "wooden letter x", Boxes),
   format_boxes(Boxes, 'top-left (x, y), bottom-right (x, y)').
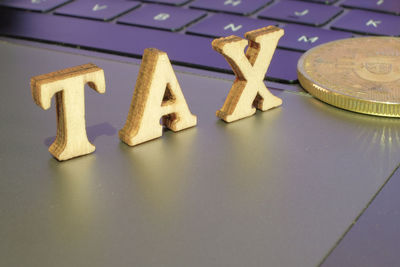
top-left (212, 26), bottom-right (284, 122)
top-left (31, 64), bottom-right (106, 161)
top-left (119, 48), bottom-right (197, 146)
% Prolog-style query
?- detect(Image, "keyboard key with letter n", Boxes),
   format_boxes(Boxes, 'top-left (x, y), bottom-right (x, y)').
top-left (187, 13), bottom-right (277, 38)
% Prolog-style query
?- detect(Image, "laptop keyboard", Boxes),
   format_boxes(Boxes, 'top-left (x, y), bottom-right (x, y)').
top-left (0, 0), bottom-right (399, 88)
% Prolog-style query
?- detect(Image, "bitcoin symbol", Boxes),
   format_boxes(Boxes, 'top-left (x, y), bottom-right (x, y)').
top-left (298, 37), bottom-right (400, 117)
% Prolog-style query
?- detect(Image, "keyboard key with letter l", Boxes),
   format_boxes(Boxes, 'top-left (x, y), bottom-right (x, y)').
top-left (331, 9), bottom-right (400, 36)
top-left (258, 0), bottom-right (343, 26)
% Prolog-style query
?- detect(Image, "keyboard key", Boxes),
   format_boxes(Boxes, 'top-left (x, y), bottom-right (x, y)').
top-left (0, 10), bottom-right (215, 68)
top-left (268, 49), bottom-right (302, 83)
top-left (258, 0), bottom-right (343, 26)
top-left (55, 1), bottom-right (140, 21)
top-left (118, 4), bottom-right (206, 31)
top-left (0, 0), bottom-right (71, 12)
top-left (0, 10), bottom-right (298, 84)
top-left (279, 24), bottom-right (352, 52)
top-left (140, 0), bottom-right (190, 5)
top-left (331, 9), bottom-right (400, 36)
top-left (187, 13), bottom-right (277, 38)
top-left (341, 0), bottom-right (400, 15)
top-left (190, 0), bottom-right (272, 16)
top-left (296, 0), bottom-right (337, 4)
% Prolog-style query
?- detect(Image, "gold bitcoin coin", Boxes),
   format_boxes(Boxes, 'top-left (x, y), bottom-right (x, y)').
top-left (297, 37), bottom-right (400, 117)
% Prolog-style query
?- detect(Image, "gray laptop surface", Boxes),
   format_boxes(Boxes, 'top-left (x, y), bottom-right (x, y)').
top-left (2, 0), bottom-right (400, 265)
top-left (1, 39), bottom-right (400, 267)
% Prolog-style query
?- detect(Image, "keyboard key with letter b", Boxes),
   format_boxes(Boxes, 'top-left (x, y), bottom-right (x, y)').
top-left (118, 4), bottom-right (206, 31)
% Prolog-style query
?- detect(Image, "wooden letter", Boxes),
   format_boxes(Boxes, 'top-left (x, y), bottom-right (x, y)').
top-left (119, 48), bottom-right (197, 146)
top-left (212, 26), bottom-right (284, 123)
top-left (31, 63), bottom-right (106, 161)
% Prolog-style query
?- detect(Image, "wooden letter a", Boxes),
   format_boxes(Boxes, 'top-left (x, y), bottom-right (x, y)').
top-left (119, 48), bottom-right (197, 146)
top-left (212, 26), bottom-right (284, 123)
top-left (31, 63), bottom-right (106, 161)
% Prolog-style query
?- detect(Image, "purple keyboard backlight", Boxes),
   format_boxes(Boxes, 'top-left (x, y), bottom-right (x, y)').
top-left (55, 1), bottom-right (140, 21)
top-left (187, 13), bottom-right (277, 38)
top-left (279, 24), bottom-right (352, 52)
top-left (258, 1), bottom-right (343, 26)
top-left (118, 4), bottom-right (206, 31)
top-left (341, 0), bottom-right (400, 15)
top-left (0, 0), bottom-right (71, 12)
top-left (0, 0), bottom-right (397, 87)
top-left (331, 9), bottom-right (400, 36)
top-left (190, 0), bottom-right (273, 16)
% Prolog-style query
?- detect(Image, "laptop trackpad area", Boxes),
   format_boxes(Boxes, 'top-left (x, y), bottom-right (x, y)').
top-left (1, 41), bottom-right (399, 267)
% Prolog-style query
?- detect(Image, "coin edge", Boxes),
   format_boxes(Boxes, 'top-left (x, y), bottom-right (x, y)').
top-left (297, 37), bottom-right (400, 118)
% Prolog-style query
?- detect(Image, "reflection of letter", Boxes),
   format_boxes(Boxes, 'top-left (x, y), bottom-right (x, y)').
top-left (31, 64), bottom-right (106, 161)
top-left (212, 26), bottom-right (284, 123)
top-left (119, 48), bottom-right (197, 146)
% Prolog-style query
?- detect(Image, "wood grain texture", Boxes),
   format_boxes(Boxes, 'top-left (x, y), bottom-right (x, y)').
top-left (212, 26), bottom-right (284, 123)
top-left (119, 48), bottom-right (197, 146)
top-left (31, 63), bottom-right (106, 161)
